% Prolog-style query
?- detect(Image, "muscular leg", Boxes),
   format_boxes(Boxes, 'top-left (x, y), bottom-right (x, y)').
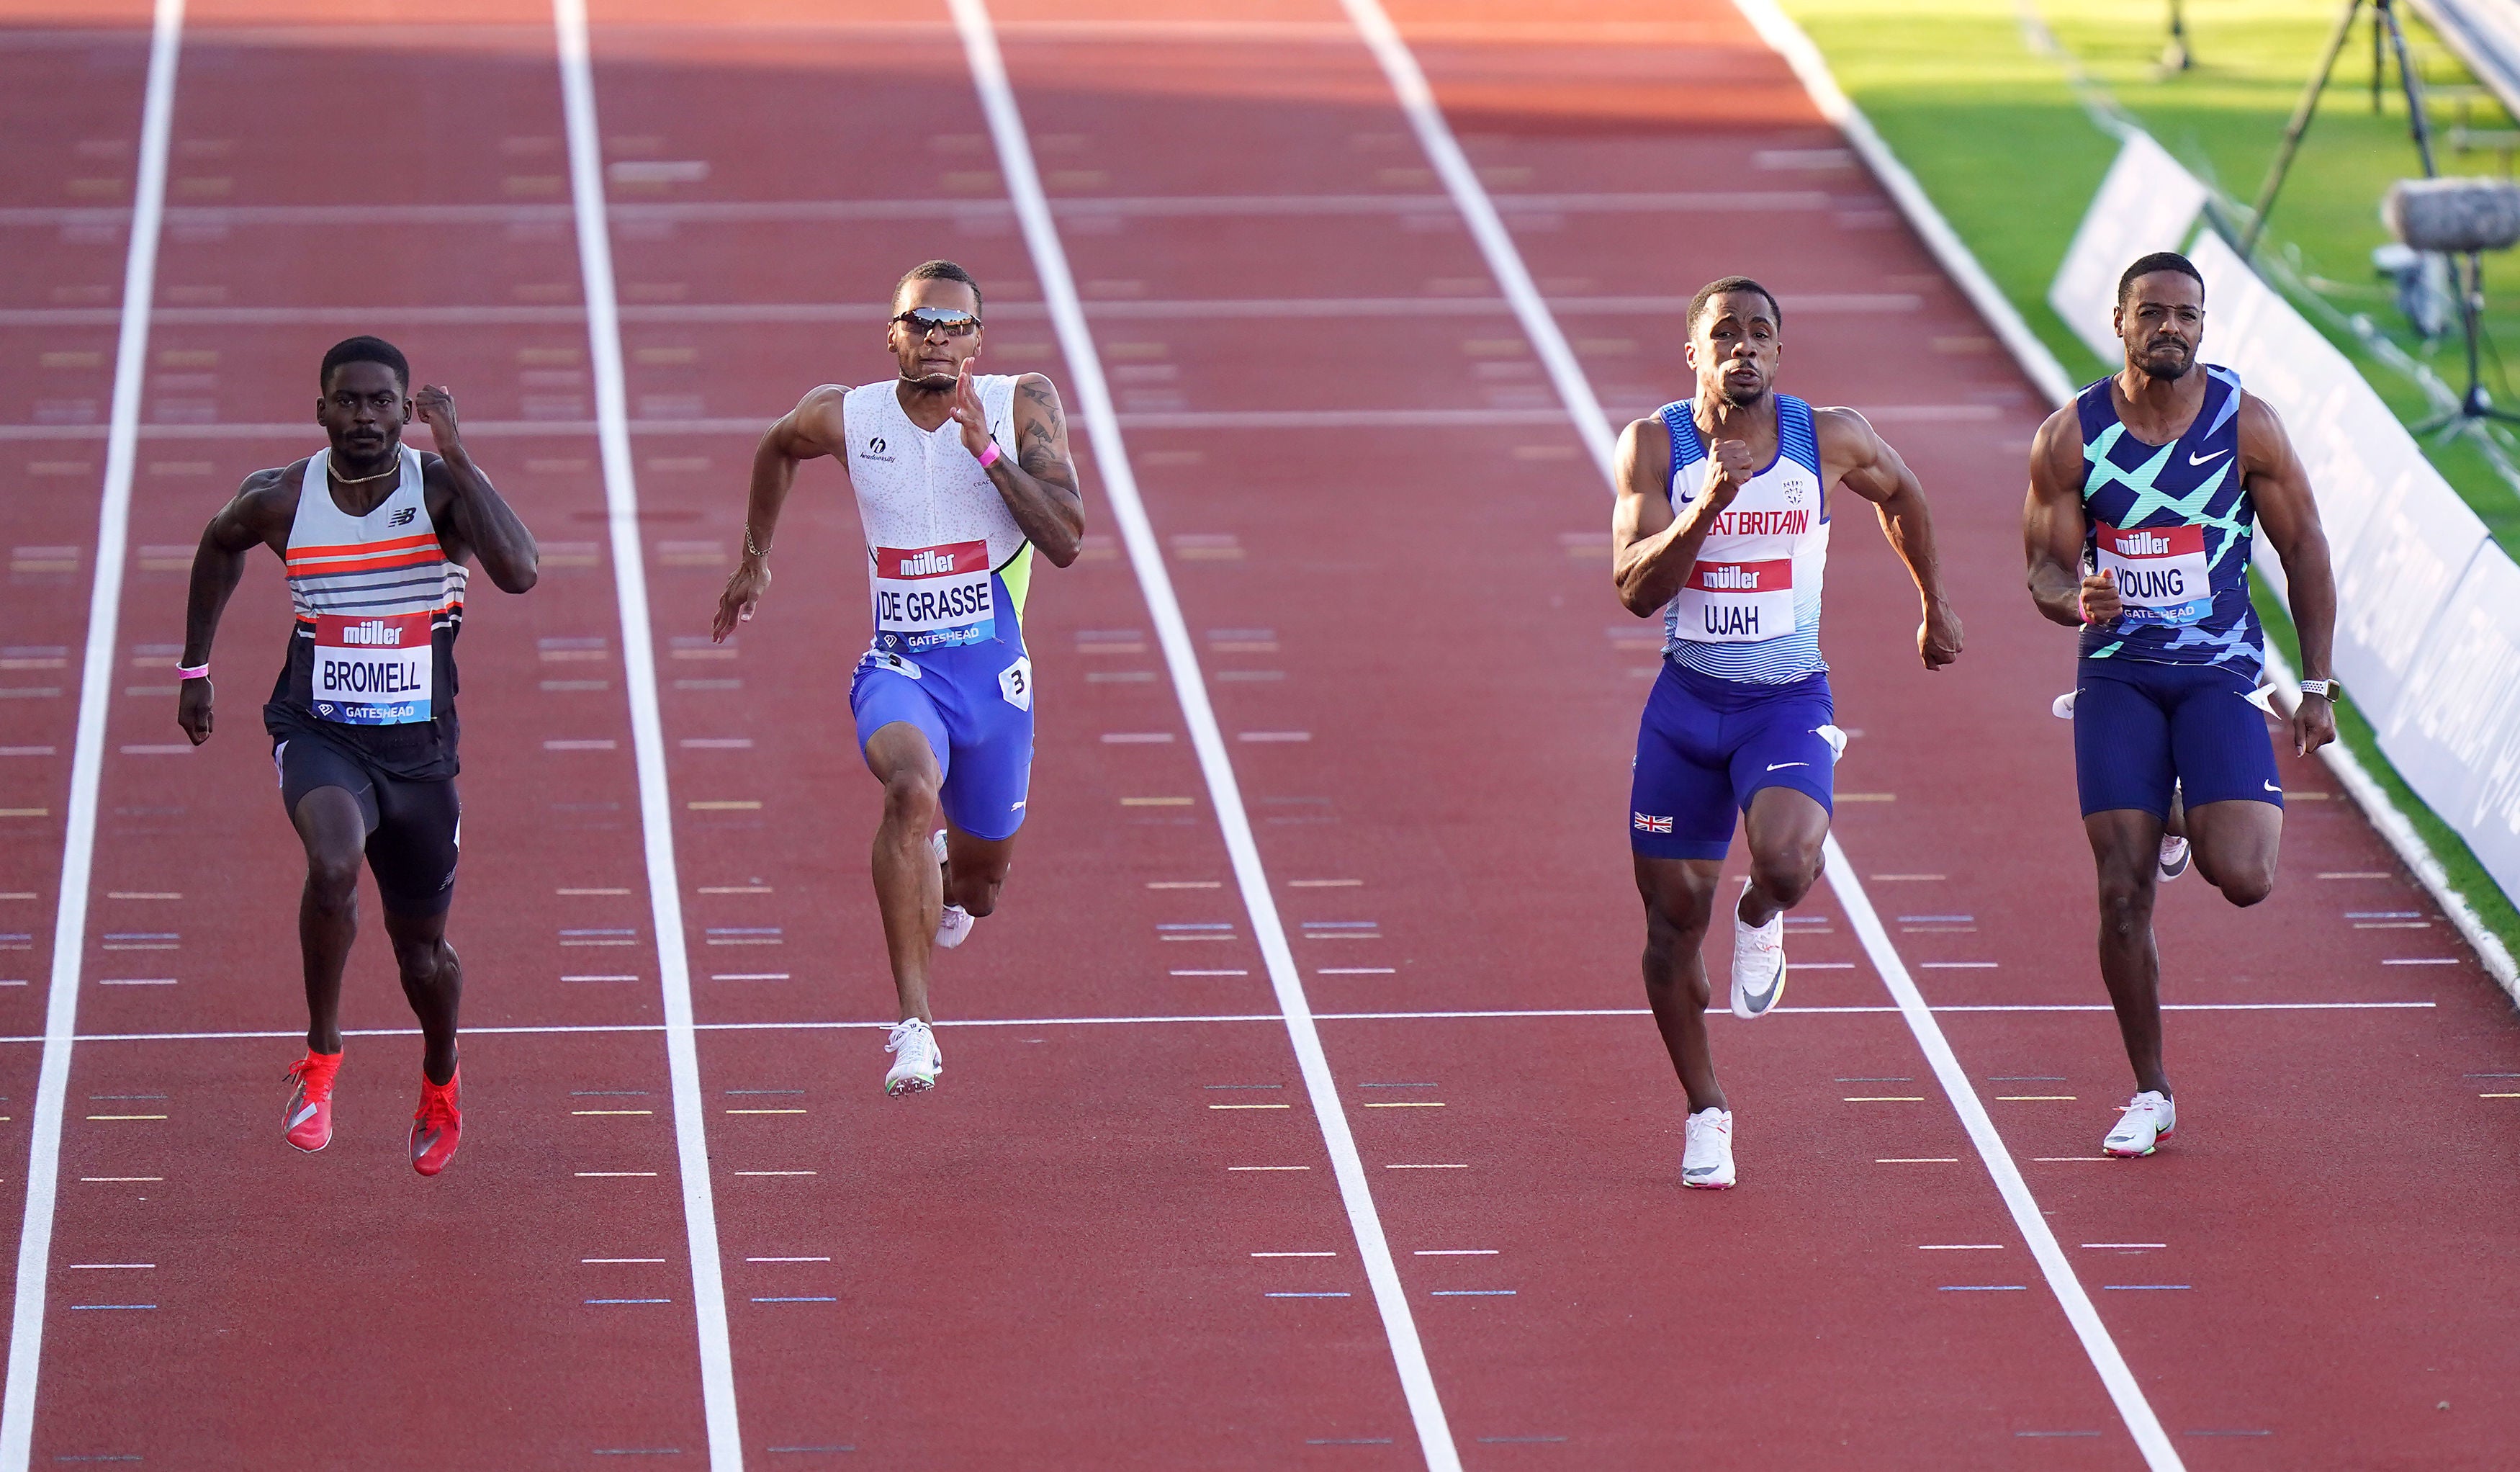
top-left (1636, 855), bottom-right (1727, 1113)
top-left (865, 722), bottom-right (946, 1024)
top-left (383, 909), bottom-right (462, 1085)
top-left (1735, 786), bottom-right (1830, 928)
top-left (942, 823), bottom-right (1017, 918)
top-left (289, 786), bottom-right (369, 1056)
top-left (2186, 799), bottom-right (2280, 908)
top-left (2087, 809), bottom-right (2172, 1097)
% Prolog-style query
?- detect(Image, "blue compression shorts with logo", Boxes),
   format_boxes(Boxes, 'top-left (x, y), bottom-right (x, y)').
top-left (2071, 656), bottom-right (2282, 818)
top-left (1629, 660), bottom-right (1837, 861)
top-left (850, 636), bottom-right (1036, 842)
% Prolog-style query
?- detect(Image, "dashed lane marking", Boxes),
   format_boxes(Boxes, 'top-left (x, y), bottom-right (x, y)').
top-left (685, 800), bottom-right (760, 811)
top-left (584, 1258), bottom-right (668, 1264)
top-left (1148, 880), bottom-right (1221, 889)
top-left (565, 975), bottom-right (639, 983)
top-left (1921, 962), bottom-right (1995, 969)
top-left (1876, 1159), bottom-right (1958, 1164)
top-left (64, 1306), bottom-right (153, 1312)
top-left (697, 886), bottom-right (772, 895)
top-left (746, 1257), bottom-right (830, 1263)
top-left (1382, 1163), bottom-right (1467, 1170)
top-left (725, 1109), bottom-right (805, 1116)
top-left (1228, 1165), bottom-right (1310, 1172)
top-left (1121, 796), bottom-right (1193, 807)
top-left (1251, 1251), bottom-right (1337, 1257)
top-left (577, 1171), bottom-right (660, 1178)
top-left (2318, 872), bottom-right (2390, 879)
top-left (1238, 731), bottom-right (1310, 742)
top-left (1842, 1097), bottom-right (1924, 1103)
top-left (1362, 1102), bottom-right (1443, 1109)
top-left (732, 1170), bottom-right (816, 1177)
top-left (2383, 958), bottom-right (2458, 965)
top-left (709, 974), bottom-right (788, 982)
top-left (1996, 1095), bottom-right (2077, 1102)
top-left (1266, 1292), bottom-right (1351, 1298)
top-left (1101, 732), bottom-right (1174, 743)
top-left (750, 1297), bottom-right (837, 1303)
top-left (1920, 1244), bottom-right (2003, 1251)
top-left (62, 1265), bottom-right (150, 1270)
top-left (587, 1299), bottom-right (671, 1306)
top-left (1937, 1285), bottom-right (2028, 1292)
top-left (76, 1179), bottom-right (158, 1184)
top-left (1871, 873), bottom-right (1945, 880)
top-left (2083, 1244), bottom-right (2166, 1250)
top-left (81, 1116), bottom-right (162, 1121)
top-left (1415, 1249), bottom-right (1496, 1256)
top-left (1210, 1103), bottom-right (1292, 1110)
top-left (2103, 1285), bottom-right (2191, 1291)
top-left (1172, 969), bottom-right (1249, 976)
top-left (559, 887), bottom-right (631, 896)
top-left (1320, 968), bottom-right (1395, 975)
top-left (574, 1109), bottom-right (654, 1116)
top-left (1290, 879), bottom-right (1361, 887)
top-left (95, 979), bottom-right (174, 987)
top-left (1428, 1291), bottom-right (1513, 1297)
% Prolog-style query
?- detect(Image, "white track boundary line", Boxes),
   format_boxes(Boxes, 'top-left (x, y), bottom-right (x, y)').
top-left (946, 2), bottom-right (1461, 1466)
top-left (1826, 840), bottom-right (2180, 1465)
top-left (1, 3), bottom-right (184, 1463)
top-left (1340, 3), bottom-right (2183, 1467)
top-left (552, 1), bottom-right (742, 1463)
top-left (1335, 0), bottom-right (1616, 488)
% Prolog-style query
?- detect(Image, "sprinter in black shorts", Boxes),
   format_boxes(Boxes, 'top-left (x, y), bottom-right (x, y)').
top-left (177, 336), bottom-right (538, 1175)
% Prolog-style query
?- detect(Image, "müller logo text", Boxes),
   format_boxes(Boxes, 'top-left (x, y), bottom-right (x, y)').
top-left (338, 619), bottom-right (404, 646)
top-left (2113, 530), bottom-right (2172, 556)
top-left (897, 549), bottom-right (958, 576)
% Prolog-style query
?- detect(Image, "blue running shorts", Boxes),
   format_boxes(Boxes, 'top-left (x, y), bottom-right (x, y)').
top-left (2071, 657), bottom-right (2281, 817)
top-left (850, 645), bottom-right (1036, 842)
top-left (1630, 660), bottom-right (1837, 861)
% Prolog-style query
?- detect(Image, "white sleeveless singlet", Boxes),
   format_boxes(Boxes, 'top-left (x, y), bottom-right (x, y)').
top-left (282, 446), bottom-right (467, 724)
top-left (841, 376), bottom-right (1030, 657)
top-left (1657, 394), bottom-right (1832, 683)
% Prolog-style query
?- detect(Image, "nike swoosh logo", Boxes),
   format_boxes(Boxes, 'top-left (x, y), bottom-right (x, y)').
top-left (1766, 761), bottom-right (1807, 771)
top-left (2188, 448), bottom-right (2231, 467)
top-left (2264, 780), bottom-right (2282, 794)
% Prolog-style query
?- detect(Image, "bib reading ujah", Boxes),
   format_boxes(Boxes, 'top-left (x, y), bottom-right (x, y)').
top-left (873, 539), bottom-right (994, 652)
top-left (313, 610), bottom-right (433, 724)
top-left (2094, 520), bottom-right (2211, 626)
top-left (1678, 558), bottom-right (1794, 642)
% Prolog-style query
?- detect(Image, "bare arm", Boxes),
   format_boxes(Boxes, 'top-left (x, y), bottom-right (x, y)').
top-left (2023, 403), bottom-right (2112, 629)
top-left (713, 385), bottom-right (850, 642)
top-left (1610, 414), bottom-right (1752, 616)
top-left (175, 469), bottom-right (294, 745)
top-left (2238, 392), bottom-right (2338, 756)
top-left (1823, 406), bottom-right (1961, 669)
top-left (415, 385), bottom-right (538, 594)
top-left (959, 368), bottom-right (1084, 567)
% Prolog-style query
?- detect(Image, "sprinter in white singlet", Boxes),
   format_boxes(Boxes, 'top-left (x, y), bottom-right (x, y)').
top-left (714, 261), bottom-right (1084, 1096)
top-left (178, 336), bottom-right (541, 1176)
top-left (1611, 278), bottom-right (1963, 1189)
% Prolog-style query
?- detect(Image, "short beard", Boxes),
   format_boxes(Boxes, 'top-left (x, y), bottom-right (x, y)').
top-left (2135, 344), bottom-right (2193, 380)
top-left (1719, 378), bottom-right (1764, 407)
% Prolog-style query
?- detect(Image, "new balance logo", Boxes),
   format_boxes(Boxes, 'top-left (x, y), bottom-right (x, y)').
top-left (896, 549), bottom-right (958, 575)
top-left (388, 506), bottom-right (417, 527)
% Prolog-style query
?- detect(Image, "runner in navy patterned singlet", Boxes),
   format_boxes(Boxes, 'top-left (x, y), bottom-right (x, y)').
top-left (2024, 251), bottom-right (2340, 1159)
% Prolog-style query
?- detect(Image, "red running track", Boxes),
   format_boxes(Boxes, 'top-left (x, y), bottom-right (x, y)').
top-left (0, 0), bottom-right (2514, 1466)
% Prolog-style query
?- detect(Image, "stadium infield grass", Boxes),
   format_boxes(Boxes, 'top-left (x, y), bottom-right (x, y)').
top-left (1776, 0), bottom-right (2520, 960)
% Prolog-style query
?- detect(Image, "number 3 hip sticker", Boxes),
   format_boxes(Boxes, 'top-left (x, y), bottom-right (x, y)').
top-left (998, 655), bottom-right (1033, 712)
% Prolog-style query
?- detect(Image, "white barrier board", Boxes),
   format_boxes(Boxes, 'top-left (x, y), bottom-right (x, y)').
top-left (2189, 233), bottom-right (2403, 598)
top-left (2382, 549), bottom-right (2520, 898)
top-left (2050, 132), bottom-right (2213, 362)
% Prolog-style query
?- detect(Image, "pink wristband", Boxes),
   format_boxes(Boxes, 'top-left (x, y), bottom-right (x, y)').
top-left (977, 441), bottom-right (1001, 470)
top-left (176, 663), bottom-right (207, 681)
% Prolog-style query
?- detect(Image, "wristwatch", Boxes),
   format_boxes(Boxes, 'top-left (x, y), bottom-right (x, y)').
top-left (2298, 678), bottom-right (2338, 701)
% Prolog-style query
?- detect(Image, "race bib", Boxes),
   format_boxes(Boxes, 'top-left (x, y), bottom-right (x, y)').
top-left (1671, 558), bottom-right (1794, 643)
top-left (873, 540), bottom-right (994, 652)
top-left (2095, 521), bottom-right (2211, 625)
top-left (312, 611), bottom-right (432, 724)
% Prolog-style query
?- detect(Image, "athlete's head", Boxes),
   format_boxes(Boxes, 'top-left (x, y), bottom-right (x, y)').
top-left (2112, 251), bottom-right (2205, 380)
top-left (1684, 277), bottom-right (1783, 408)
top-left (315, 336), bottom-right (411, 460)
top-left (889, 259), bottom-right (985, 390)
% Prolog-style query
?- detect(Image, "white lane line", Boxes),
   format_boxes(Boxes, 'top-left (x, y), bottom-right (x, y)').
top-left (1336, 6), bottom-right (2179, 1466)
top-left (3, 4), bottom-right (184, 1464)
top-left (946, 4), bottom-right (1459, 1466)
top-left (1338, 0), bottom-right (1613, 489)
top-left (552, 0), bottom-right (741, 1464)
top-left (1828, 840), bottom-right (2180, 1468)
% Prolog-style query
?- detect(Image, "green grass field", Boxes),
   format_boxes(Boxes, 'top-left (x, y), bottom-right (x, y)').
top-left (1776, 0), bottom-right (2520, 956)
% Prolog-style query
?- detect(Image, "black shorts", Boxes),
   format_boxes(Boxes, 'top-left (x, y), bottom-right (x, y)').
top-left (274, 732), bottom-right (461, 917)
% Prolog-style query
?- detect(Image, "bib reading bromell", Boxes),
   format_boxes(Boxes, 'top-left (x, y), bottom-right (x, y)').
top-left (1657, 392), bottom-right (1831, 683)
top-left (282, 448), bottom-right (466, 727)
top-left (2074, 363), bottom-right (2262, 675)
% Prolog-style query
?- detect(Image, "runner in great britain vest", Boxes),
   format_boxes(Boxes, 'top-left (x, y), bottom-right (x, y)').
top-left (1657, 392), bottom-right (1831, 683)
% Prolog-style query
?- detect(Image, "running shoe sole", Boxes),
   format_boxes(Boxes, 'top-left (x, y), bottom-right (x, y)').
top-left (884, 1074), bottom-right (937, 1098)
top-left (1680, 1173), bottom-right (1735, 1190)
top-left (2104, 1124), bottom-right (2174, 1158)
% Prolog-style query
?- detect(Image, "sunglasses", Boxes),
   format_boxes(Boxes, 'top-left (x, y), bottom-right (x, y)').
top-left (891, 307), bottom-right (982, 338)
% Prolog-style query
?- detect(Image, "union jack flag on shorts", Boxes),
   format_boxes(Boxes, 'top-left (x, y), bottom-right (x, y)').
top-left (1633, 812), bottom-right (1673, 835)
